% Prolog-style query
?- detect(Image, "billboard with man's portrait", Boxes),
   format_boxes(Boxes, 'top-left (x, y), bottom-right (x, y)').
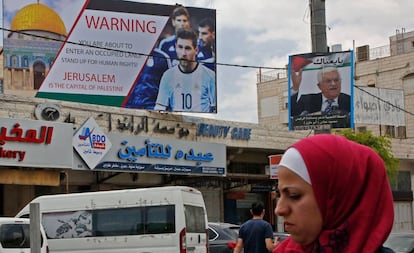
top-left (3, 0), bottom-right (216, 113)
top-left (288, 51), bottom-right (354, 131)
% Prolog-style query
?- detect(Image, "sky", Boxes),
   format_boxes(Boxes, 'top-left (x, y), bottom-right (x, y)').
top-left (3, 0), bottom-right (414, 123)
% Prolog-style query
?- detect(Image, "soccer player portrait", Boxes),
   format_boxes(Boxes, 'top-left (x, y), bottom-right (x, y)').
top-left (154, 28), bottom-right (216, 113)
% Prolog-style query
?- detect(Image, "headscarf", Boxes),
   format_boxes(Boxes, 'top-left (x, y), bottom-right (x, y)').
top-left (274, 134), bottom-right (394, 253)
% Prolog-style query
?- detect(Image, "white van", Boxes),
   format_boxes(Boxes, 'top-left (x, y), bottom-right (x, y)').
top-left (15, 186), bottom-right (208, 253)
top-left (0, 217), bottom-right (49, 253)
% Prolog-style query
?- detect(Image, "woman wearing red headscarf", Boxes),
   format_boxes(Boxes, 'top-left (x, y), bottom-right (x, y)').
top-left (273, 134), bottom-right (395, 253)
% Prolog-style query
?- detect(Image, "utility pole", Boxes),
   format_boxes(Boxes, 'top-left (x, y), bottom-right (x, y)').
top-left (310, 0), bottom-right (328, 52)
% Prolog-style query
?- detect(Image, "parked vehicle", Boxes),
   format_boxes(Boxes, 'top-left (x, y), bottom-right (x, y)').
top-left (274, 232), bottom-right (290, 242)
top-left (208, 222), bottom-right (239, 253)
top-left (384, 231), bottom-right (414, 253)
top-left (0, 217), bottom-right (49, 253)
top-left (16, 186), bottom-right (208, 253)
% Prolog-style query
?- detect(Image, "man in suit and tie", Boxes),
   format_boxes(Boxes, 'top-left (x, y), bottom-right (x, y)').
top-left (290, 66), bottom-right (351, 116)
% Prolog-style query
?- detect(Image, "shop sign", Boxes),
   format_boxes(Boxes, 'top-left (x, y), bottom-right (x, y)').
top-left (269, 154), bottom-right (282, 179)
top-left (73, 117), bottom-right (112, 169)
top-left (73, 133), bottom-right (226, 176)
top-left (227, 191), bottom-right (246, 200)
top-left (0, 118), bottom-right (73, 168)
top-left (197, 123), bottom-right (251, 140)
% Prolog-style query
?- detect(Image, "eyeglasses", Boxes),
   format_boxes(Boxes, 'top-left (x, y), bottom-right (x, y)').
top-left (323, 78), bottom-right (341, 84)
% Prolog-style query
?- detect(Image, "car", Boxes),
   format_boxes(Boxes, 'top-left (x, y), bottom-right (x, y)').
top-left (0, 217), bottom-right (49, 253)
top-left (384, 231), bottom-right (414, 253)
top-left (208, 222), bottom-right (240, 253)
top-left (274, 231), bottom-right (290, 242)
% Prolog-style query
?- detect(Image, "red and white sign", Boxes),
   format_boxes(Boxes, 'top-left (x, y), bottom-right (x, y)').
top-left (0, 118), bottom-right (73, 168)
top-left (269, 154), bottom-right (282, 179)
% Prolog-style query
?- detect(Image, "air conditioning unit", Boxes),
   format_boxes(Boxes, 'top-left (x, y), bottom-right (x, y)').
top-left (357, 45), bottom-right (370, 62)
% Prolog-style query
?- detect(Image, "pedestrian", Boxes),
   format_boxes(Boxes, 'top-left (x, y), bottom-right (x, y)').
top-left (234, 201), bottom-right (278, 253)
top-left (273, 134), bottom-right (395, 253)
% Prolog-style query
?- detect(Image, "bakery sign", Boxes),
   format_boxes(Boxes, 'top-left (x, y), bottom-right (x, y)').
top-left (0, 118), bottom-right (73, 168)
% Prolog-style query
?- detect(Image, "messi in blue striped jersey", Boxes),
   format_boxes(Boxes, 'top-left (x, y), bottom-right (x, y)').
top-left (124, 48), bottom-right (171, 109)
top-left (155, 28), bottom-right (216, 113)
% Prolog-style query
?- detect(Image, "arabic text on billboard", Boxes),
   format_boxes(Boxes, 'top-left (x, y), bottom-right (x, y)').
top-left (287, 51), bottom-right (354, 130)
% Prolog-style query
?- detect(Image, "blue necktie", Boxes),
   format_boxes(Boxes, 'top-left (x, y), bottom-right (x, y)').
top-left (325, 99), bottom-right (334, 114)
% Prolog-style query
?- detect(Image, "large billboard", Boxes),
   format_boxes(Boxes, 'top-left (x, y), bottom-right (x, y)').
top-left (354, 87), bottom-right (405, 126)
top-left (288, 51), bottom-right (354, 130)
top-left (3, 0), bottom-right (216, 113)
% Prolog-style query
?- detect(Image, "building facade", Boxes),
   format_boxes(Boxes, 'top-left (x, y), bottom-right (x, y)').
top-left (257, 31), bottom-right (414, 231)
top-left (0, 93), bottom-right (309, 231)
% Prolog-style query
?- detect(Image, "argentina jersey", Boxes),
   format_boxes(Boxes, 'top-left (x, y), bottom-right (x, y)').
top-left (196, 40), bottom-right (215, 71)
top-left (158, 35), bottom-right (179, 67)
top-left (156, 63), bottom-right (216, 112)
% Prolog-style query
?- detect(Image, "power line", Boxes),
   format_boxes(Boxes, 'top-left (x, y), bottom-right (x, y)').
top-left (4, 28), bottom-right (414, 118)
top-left (1, 27), bottom-right (285, 70)
top-left (355, 85), bottom-right (414, 117)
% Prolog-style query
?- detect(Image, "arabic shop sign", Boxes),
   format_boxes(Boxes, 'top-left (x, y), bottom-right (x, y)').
top-left (0, 118), bottom-right (73, 168)
top-left (197, 123), bottom-right (251, 140)
top-left (73, 117), bottom-right (112, 169)
top-left (73, 133), bottom-right (226, 176)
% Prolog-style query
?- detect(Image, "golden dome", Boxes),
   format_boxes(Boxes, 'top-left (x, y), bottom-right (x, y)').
top-left (11, 3), bottom-right (66, 36)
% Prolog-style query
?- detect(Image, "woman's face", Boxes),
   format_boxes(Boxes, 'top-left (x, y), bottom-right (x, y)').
top-left (275, 166), bottom-right (323, 246)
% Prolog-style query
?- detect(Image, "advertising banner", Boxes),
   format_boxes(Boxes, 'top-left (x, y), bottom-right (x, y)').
top-left (288, 51), bottom-right (354, 130)
top-left (3, 0), bottom-right (216, 113)
top-left (73, 131), bottom-right (226, 176)
top-left (354, 87), bottom-right (405, 126)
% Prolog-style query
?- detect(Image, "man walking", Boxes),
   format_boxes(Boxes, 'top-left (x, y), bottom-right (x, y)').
top-left (234, 201), bottom-right (278, 253)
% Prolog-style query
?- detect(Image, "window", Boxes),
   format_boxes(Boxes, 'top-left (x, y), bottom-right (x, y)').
top-left (391, 171), bottom-right (413, 201)
top-left (43, 210), bottom-right (92, 239)
top-left (94, 207), bottom-right (143, 236)
top-left (0, 223), bottom-right (44, 248)
top-left (380, 125), bottom-right (407, 138)
top-left (385, 125), bottom-right (395, 136)
top-left (185, 205), bottom-right (206, 233)
top-left (208, 227), bottom-right (218, 240)
top-left (357, 126), bottom-right (367, 133)
top-left (43, 205), bottom-right (176, 239)
top-left (397, 126), bottom-right (407, 138)
top-left (22, 56), bottom-right (29, 68)
top-left (392, 171), bottom-right (412, 192)
top-left (10, 56), bottom-right (18, 67)
top-left (146, 206), bottom-right (175, 234)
